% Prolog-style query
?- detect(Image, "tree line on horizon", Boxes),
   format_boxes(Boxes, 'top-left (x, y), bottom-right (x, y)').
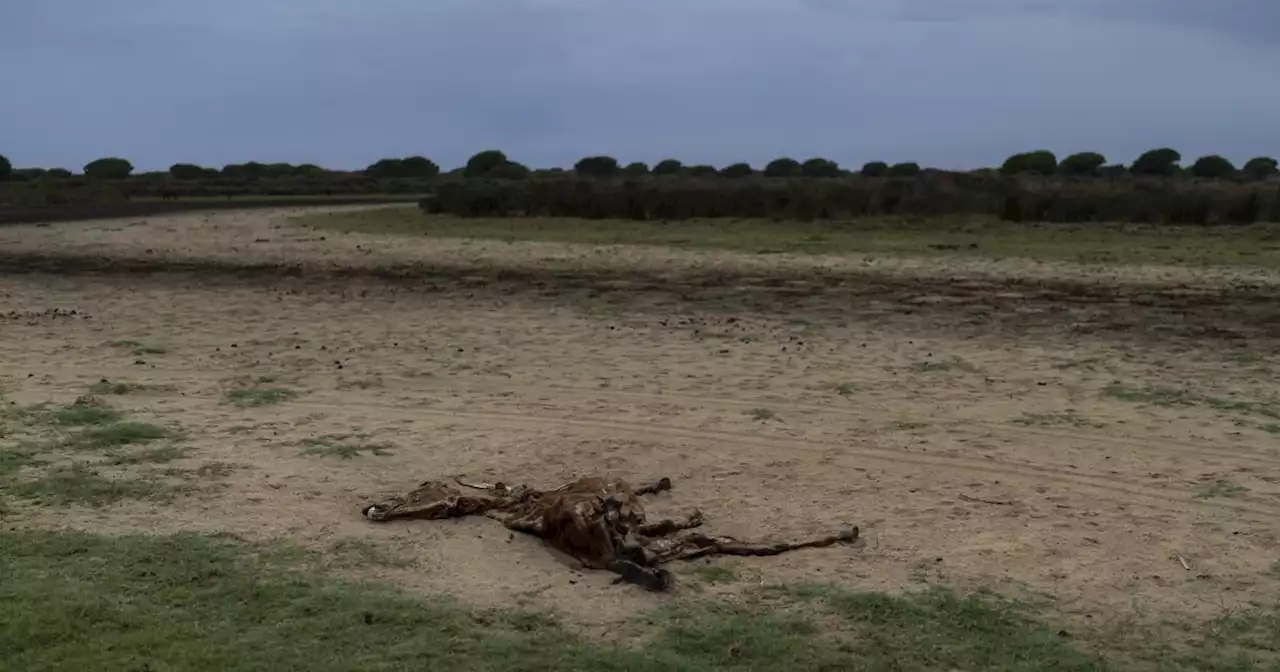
top-left (2, 148), bottom-right (1279, 183)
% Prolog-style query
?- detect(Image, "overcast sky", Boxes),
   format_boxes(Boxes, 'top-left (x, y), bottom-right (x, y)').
top-left (3, 1), bottom-right (1278, 172)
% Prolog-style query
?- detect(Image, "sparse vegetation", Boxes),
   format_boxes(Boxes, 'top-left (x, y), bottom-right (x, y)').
top-left (337, 375), bottom-right (384, 390)
top-left (915, 356), bottom-right (979, 373)
top-left (108, 339), bottom-right (167, 356)
top-left (299, 208), bottom-right (1280, 267)
top-left (225, 385), bottom-right (299, 408)
top-left (1103, 382), bottom-right (1195, 406)
top-left (1104, 382), bottom-right (1279, 418)
top-left (0, 446), bottom-right (39, 477)
top-left (6, 464), bottom-right (185, 507)
top-left (1194, 479), bottom-right (1249, 500)
top-left (1011, 412), bottom-right (1099, 428)
top-left (327, 538), bottom-right (417, 569)
top-left (691, 563), bottom-right (739, 585)
top-left (107, 445), bottom-right (190, 465)
top-left (193, 461), bottom-right (239, 478)
top-left (52, 396), bottom-right (122, 426)
top-left (69, 421), bottom-right (172, 450)
top-left (165, 461), bottom-right (240, 479)
top-left (300, 435), bottom-right (393, 459)
top-left (88, 380), bottom-right (177, 395)
top-left (745, 408), bottom-right (776, 422)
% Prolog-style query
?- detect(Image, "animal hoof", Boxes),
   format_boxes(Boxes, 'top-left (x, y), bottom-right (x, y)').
top-left (609, 560), bottom-right (675, 593)
top-left (656, 477), bottom-right (672, 492)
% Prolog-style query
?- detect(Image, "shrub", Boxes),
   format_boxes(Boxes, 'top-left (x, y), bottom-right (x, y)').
top-left (763, 158), bottom-right (801, 178)
top-left (84, 157), bottom-right (134, 179)
top-left (574, 156), bottom-right (620, 178)
top-left (652, 159), bottom-right (683, 175)
top-left (1131, 148), bottom-right (1181, 176)
top-left (1000, 150), bottom-right (1057, 176)
top-left (720, 163), bottom-right (754, 178)
top-left (1189, 155), bottom-right (1237, 179)
top-left (860, 161), bottom-right (889, 177)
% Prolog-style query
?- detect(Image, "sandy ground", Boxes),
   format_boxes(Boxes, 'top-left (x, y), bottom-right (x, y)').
top-left (3, 206), bottom-right (1280, 633)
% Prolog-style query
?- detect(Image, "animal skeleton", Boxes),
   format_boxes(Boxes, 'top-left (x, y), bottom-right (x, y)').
top-left (362, 475), bottom-right (858, 591)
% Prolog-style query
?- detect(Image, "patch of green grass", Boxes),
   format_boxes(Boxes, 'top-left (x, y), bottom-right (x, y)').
top-left (194, 461), bottom-right (239, 478)
top-left (1010, 412), bottom-right (1099, 428)
top-left (6, 464), bottom-right (185, 507)
top-left (1102, 382), bottom-right (1194, 406)
top-left (1204, 396), bottom-right (1280, 419)
top-left (0, 530), bottom-right (1119, 671)
top-left (51, 397), bottom-right (122, 427)
top-left (1055, 356), bottom-right (1106, 371)
top-left (163, 461), bottom-right (240, 480)
top-left (108, 339), bottom-right (167, 356)
top-left (834, 382), bottom-right (857, 397)
top-left (327, 538), bottom-right (417, 569)
top-left (691, 563), bottom-right (739, 585)
top-left (745, 408), bottom-right (776, 422)
top-left (225, 386), bottom-right (299, 408)
top-left (1262, 424), bottom-right (1280, 434)
top-left (88, 380), bottom-right (177, 395)
top-left (0, 446), bottom-right (39, 477)
top-left (1170, 605), bottom-right (1280, 670)
top-left (1104, 382), bottom-right (1280, 419)
top-left (68, 421), bottom-right (172, 450)
top-left (915, 356), bottom-right (979, 373)
top-left (300, 436), bottom-right (393, 459)
top-left (648, 584), bottom-right (1105, 671)
top-left (107, 445), bottom-right (190, 465)
top-left (294, 208), bottom-right (1280, 268)
top-left (1195, 479), bottom-right (1250, 500)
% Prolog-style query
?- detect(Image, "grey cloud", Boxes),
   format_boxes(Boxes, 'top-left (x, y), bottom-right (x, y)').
top-left (1, 1), bottom-right (1277, 172)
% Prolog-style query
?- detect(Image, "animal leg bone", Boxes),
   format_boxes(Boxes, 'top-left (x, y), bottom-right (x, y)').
top-left (638, 510), bottom-right (705, 537)
top-left (634, 477), bottom-right (673, 496)
top-left (646, 527), bottom-right (859, 564)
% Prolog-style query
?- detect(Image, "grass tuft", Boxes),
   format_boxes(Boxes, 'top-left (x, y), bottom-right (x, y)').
top-left (0, 446), bottom-right (40, 477)
top-left (1195, 479), bottom-right (1249, 500)
top-left (226, 386), bottom-right (299, 408)
top-left (1010, 412), bottom-right (1099, 428)
top-left (108, 339), bottom-right (167, 356)
top-left (300, 436), bottom-right (393, 459)
top-left (69, 421), bottom-right (172, 450)
top-left (107, 445), bottom-right (190, 465)
top-left (88, 380), bottom-right (177, 396)
top-left (52, 396), bottom-right (122, 427)
top-left (691, 563), bottom-right (739, 585)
